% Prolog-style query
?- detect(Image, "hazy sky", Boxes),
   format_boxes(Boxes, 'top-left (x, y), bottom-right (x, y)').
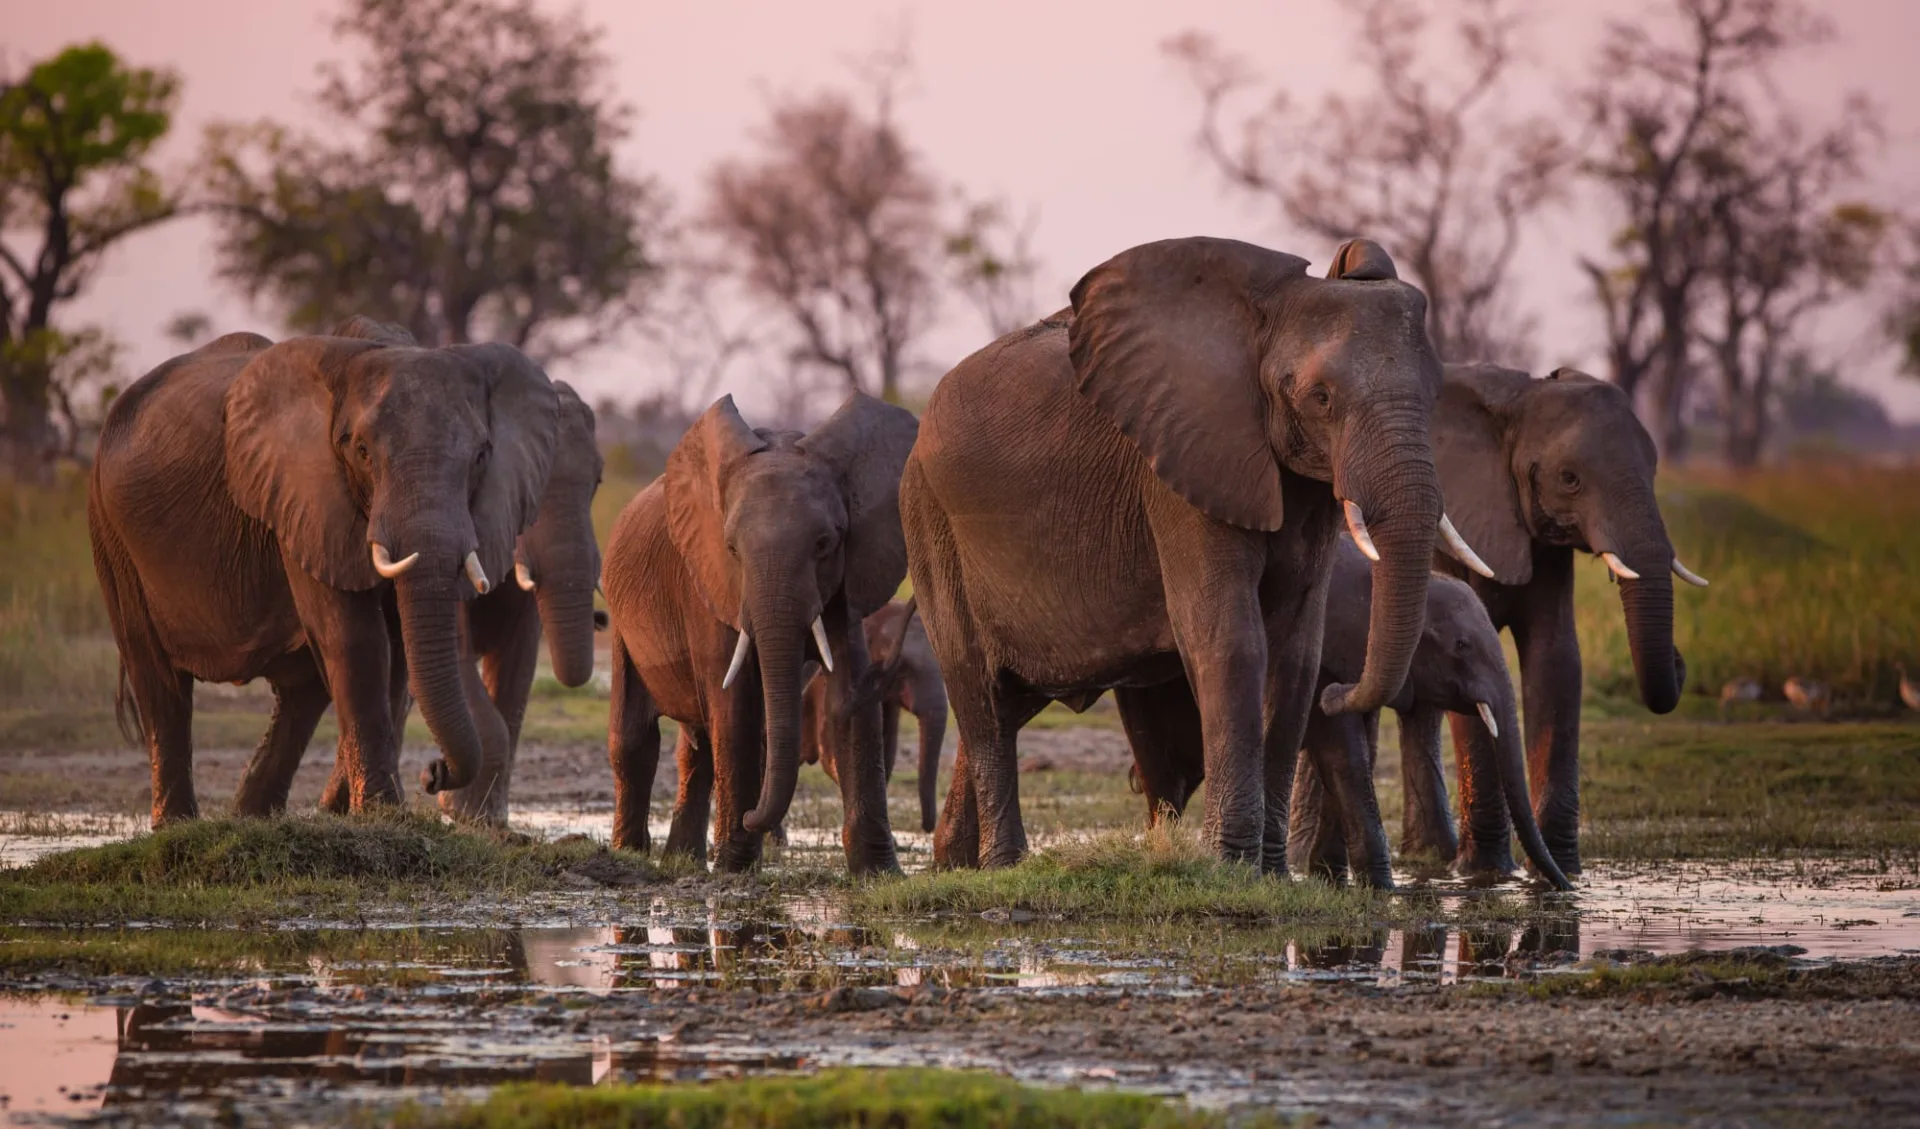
top-left (14, 0), bottom-right (1920, 421)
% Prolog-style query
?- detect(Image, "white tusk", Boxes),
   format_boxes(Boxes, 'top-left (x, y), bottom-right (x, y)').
top-left (1438, 513), bottom-right (1497, 579)
top-left (1672, 557), bottom-right (1709, 588)
top-left (1599, 551), bottom-right (1640, 581)
top-left (1476, 701), bottom-right (1500, 740)
top-left (1342, 500), bottom-right (1380, 562)
top-left (721, 627), bottom-right (752, 690)
top-left (515, 561), bottom-right (537, 591)
top-left (371, 543), bottom-right (419, 578)
top-left (811, 616), bottom-right (834, 673)
top-left (464, 551), bottom-right (490, 594)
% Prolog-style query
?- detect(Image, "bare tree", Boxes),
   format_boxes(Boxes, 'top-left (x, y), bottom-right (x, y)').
top-left (946, 197), bottom-right (1043, 339)
top-left (1574, 0), bottom-right (1874, 461)
top-left (1166, 0), bottom-right (1568, 367)
top-left (1696, 107), bottom-right (1885, 464)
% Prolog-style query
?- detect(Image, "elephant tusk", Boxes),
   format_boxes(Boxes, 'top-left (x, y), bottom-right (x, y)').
top-left (371, 542), bottom-right (419, 578)
top-left (1672, 557), bottom-right (1710, 588)
top-left (1476, 700), bottom-right (1500, 740)
top-left (464, 551), bottom-right (490, 594)
top-left (722, 627), bottom-right (752, 690)
top-left (515, 561), bottom-right (537, 591)
top-left (1342, 500), bottom-right (1380, 563)
top-left (811, 616), bottom-right (835, 674)
top-left (1599, 551), bottom-right (1640, 581)
top-left (1438, 513), bottom-right (1497, 579)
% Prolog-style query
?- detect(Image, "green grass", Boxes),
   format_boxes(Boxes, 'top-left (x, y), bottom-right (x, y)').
top-left (387, 1068), bottom-right (1288, 1129)
top-left (0, 924), bottom-right (525, 979)
top-left (0, 810), bottom-right (661, 924)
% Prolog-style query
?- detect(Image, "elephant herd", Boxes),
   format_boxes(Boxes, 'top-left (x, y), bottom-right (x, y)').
top-left (87, 236), bottom-right (1705, 890)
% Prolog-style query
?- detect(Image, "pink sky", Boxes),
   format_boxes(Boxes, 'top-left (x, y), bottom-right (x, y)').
top-left (12, 0), bottom-right (1920, 421)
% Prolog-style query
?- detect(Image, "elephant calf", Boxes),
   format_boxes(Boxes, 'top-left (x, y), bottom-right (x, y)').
top-left (801, 599), bottom-right (948, 833)
top-left (600, 392), bottom-right (917, 875)
top-left (1129, 537), bottom-right (1571, 891)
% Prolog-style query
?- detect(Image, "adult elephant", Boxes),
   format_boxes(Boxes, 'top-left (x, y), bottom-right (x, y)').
top-left (904, 236), bottom-right (1492, 871)
top-left (600, 392), bottom-right (917, 875)
top-left (802, 599), bottom-right (947, 833)
top-left (89, 329), bottom-right (558, 826)
top-left (1424, 362), bottom-right (1705, 875)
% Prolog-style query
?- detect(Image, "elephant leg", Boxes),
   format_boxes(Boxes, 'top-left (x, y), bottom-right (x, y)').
top-left (1164, 583), bottom-right (1269, 865)
top-left (1449, 708), bottom-right (1517, 875)
top-left (1286, 749), bottom-right (1346, 882)
top-left (665, 726), bottom-right (713, 860)
top-left (135, 667), bottom-right (198, 829)
top-left (234, 664), bottom-right (331, 817)
top-left (1300, 699), bottom-right (1393, 888)
top-left (287, 573), bottom-right (401, 809)
top-left (1258, 548), bottom-right (1334, 876)
top-left (823, 612), bottom-right (901, 876)
top-left (1114, 681), bottom-right (1205, 826)
top-left (321, 624), bottom-right (407, 815)
top-left (932, 735), bottom-right (980, 869)
top-left (1397, 704), bottom-right (1460, 861)
top-left (607, 630), bottom-right (662, 854)
top-left (1512, 561), bottom-right (1584, 874)
top-left (710, 659), bottom-right (767, 874)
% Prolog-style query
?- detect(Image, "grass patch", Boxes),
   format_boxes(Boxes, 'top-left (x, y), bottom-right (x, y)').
top-left (389, 1068), bottom-right (1285, 1129)
top-left (0, 925), bottom-right (524, 979)
top-left (0, 810), bottom-right (661, 924)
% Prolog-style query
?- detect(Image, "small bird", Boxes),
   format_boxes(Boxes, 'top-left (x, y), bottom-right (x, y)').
top-left (1897, 663), bottom-right (1920, 713)
top-left (1783, 676), bottom-right (1831, 719)
top-left (1719, 677), bottom-right (1762, 721)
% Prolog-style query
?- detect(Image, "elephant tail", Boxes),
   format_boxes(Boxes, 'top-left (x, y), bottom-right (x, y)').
top-left (87, 496), bottom-right (175, 747)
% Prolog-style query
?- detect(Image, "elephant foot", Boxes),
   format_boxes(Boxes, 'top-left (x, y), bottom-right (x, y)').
top-left (1454, 837), bottom-right (1518, 880)
top-left (149, 799), bottom-right (201, 831)
top-left (1535, 811), bottom-right (1582, 877)
top-left (714, 834), bottom-right (763, 874)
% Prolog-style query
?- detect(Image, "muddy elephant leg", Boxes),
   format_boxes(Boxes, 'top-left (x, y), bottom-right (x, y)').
top-left (1448, 708), bottom-right (1516, 875)
top-left (1286, 751), bottom-right (1346, 881)
top-left (607, 630), bottom-right (662, 854)
top-left (1297, 698), bottom-right (1392, 888)
top-left (321, 622), bottom-right (408, 814)
top-left (1397, 704), bottom-right (1460, 861)
top-left (822, 607), bottom-right (901, 876)
top-left (135, 668), bottom-right (198, 828)
top-left (1511, 553), bottom-right (1583, 874)
top-left (286, 571), bottom-right (401, 809)
top-left (932, 735), bottom-right (980, 869)
top-left (665, 726), bottom-right (713, 860)
top-left (1114, 680), bottom-right (1205, 826)
top-left (234, 660), bottom-right (332, 817)
top-left (711, 658), bottom-right (767, 874)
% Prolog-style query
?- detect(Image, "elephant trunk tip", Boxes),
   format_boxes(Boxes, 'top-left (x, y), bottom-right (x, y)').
top-left (420, 757), bottom-right (468, 795)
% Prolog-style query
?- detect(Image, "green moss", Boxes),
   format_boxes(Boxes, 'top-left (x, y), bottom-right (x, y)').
top-left (387, 1068), bottom-right (1288, 1129)
top-left (0, 811), bottom-right (661, 924)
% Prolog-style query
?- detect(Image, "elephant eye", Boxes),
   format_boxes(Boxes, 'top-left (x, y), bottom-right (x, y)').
top-left (814, 532), bottom-right (834, 558)
top-left (1559, 469), bottom-right (1581, 491)
top-left (355, 441), bottom-right (370, 465)
top-left (1454, 637), bottom-right (1472, 654)
top-left (1309, 385), bottom-right (1331, 408)
top-left (474, 443), bottom-right (491, 469)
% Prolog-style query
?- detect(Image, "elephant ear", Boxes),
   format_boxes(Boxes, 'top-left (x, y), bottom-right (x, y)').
top-left (799, 392), bottom-right (920, 617)
top-left (1068, 237), bottom-right (1308, 531)
top-left (1326, 238), bottom-right (1400, 281)
top-left (666, 396), bottom-right (768, 627)
top-left (446, 344), bottom-right (560, 586)
top-left (1435, 362), bottom-right (1533, 585)
top-left (224, 336), bottom-right (388, 590)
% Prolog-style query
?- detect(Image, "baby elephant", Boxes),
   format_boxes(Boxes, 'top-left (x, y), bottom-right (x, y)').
top-left (1288, 538), bottom-right (1570, 889)
top-left (802, 600), bottom-right (947, 832)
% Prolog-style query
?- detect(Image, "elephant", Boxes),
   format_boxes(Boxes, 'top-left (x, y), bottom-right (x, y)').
top-left (285, 319), bottom-right (605, 825)
top-left (1421, 362), bottom-right (1704, 875)
top-left (88, 328), bottom-right (558, 827)
top-left (1125, 537), bottom-right (1570, 890)
top-left (600, 391), bottom-right (918, 875)
top-left (801, 599), bottom-right (947, 833)
top-left (901, 236), bottom-right (1494, 871)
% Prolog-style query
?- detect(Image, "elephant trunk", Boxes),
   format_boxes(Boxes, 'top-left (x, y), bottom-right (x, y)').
top-left (1619, 564), bottom-right (1682, 715)
top-left (1323, 417), bottom-right (1443, 716)
top-left (1486, 683), bottom-right (1573, 890)
top-left (535, 581), bottom-right (599, 688)
top-left (742, 587), bottom-right (809, 834)
top-left (399, 571), bottom-right (484, 794)
top-left (917, 685), bottom-right (946, 834)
